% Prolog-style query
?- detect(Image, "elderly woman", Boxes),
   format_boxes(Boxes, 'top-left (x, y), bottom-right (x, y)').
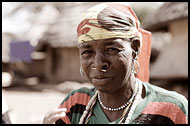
top-left (43, 3), bottom-right (188, 124)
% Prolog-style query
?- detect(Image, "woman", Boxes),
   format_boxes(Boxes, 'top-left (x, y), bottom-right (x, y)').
top-left (43, 3), bottom-right (188, 124)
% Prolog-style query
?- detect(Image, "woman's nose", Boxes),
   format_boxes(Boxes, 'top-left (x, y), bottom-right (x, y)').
top-left (92, 52), bottom-right (109, 71)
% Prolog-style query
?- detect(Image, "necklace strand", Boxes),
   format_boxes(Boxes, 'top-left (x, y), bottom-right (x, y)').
top-left (79, 78), bottom-right (143, 124)
top-left (118, 80), bottom-right (139, 123)
top-left (121, 78), bottom-right (143, 124)
top-left (98, 88), bottom-right (136, 111)
top-left (79, 90), bottom-right (98, 124)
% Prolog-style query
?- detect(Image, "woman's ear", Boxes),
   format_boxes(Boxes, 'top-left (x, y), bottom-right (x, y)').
top-left (131, 39), bottom-right (141, 59)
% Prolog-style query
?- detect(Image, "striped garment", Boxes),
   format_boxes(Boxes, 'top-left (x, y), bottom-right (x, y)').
top-left (55, 82), bottom-right (188, 124)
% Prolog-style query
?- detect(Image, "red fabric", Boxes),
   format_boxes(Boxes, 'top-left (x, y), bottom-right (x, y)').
top-left (106, 3), bottom-right (140, 29)
top-left (136, 29), bottom-right (152, 82)
top-left (142, 102), bottom-right (188, 124)
top-left (58, 92), bottom-right (91, 124)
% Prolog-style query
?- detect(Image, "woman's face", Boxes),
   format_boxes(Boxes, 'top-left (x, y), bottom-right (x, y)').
top-left (79, 38), bottom-right (134, 93)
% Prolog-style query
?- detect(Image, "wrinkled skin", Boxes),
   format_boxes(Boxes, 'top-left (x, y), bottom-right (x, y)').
top-left (79, 38), bottom-right (140, 122)
top-left (79, 38), bottom-right (135, 94)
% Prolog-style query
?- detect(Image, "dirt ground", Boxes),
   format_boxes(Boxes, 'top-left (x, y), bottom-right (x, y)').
top-left (2, 81), bottom-right (93, 124)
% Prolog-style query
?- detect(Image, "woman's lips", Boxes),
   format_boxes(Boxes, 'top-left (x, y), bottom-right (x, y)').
top-left (92, 76), bottom-right (113, 85)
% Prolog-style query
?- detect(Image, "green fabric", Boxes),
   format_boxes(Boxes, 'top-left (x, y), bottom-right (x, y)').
top-left (88, 82), bottom-right (188, 124)
top-left (88, 100), bottom-right (121, 124)
top-left (130, 82), bottom-right (188, 124)
top-left (59, 82), bottom-right (188, 124)
top-left (60, 87), bottom-right (94, 105)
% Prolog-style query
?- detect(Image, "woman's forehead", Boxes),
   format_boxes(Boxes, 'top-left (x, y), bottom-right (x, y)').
top-left (79, 38), bottom-right (130, 48)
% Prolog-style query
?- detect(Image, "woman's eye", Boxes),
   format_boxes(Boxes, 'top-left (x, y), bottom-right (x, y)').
top-left (81, 50), bottom-right (93, 57)
top-left (106, 48), bottom-right (122, 55)
top-left (108, 48), bottom-right (116, 51)
top-left (107, 48), bottom-right (120, 53)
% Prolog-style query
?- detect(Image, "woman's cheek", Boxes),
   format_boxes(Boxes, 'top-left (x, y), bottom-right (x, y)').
top-left (118, 51), bottom-right (132, 64)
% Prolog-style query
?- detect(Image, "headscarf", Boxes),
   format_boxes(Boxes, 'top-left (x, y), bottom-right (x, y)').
top-left (77, 3), bottom-right (142, 46)
top-left (77, 3), bottom-right (151, 82)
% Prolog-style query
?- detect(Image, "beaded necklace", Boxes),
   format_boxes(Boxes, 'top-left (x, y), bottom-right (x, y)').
top-left (79, 78), bottom-right (143, 124)
top-left (98, 90), bottom-right (135, 111)
top-left (78, 90), bottom-right (98, 124)
top-left (120, 78), bottom-right (142, 124)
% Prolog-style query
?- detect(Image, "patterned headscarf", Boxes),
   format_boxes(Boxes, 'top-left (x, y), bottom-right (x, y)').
top-left (77, 2), bottom-right (151, 82)
top-left (77, 3), bottom-right (142, 48)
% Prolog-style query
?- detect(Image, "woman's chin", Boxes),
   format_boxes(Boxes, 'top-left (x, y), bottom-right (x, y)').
top-left (93, 84), bottom-right (114, 93)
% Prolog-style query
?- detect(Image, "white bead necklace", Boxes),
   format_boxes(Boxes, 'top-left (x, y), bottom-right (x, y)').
top-left (121, 78), bottom-right (143, 124)
top-left (79, 90), bottom-right (98, 124)
top-left (98, 89), bottom-right (135, 111)
top-left (79, 78), bottom-right (143, 124)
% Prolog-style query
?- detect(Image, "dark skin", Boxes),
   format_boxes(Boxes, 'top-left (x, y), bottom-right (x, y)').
top-left (79, 38), bottom-right (145, 122)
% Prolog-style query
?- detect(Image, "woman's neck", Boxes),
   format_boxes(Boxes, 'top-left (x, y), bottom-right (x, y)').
top-left (99, 74), bottom-right (136, 108)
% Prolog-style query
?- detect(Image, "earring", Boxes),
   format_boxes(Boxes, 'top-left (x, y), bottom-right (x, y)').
top-left (132, 49), bottom-right (140, 60)
top-left (132, 59), bottom-right (140, 74)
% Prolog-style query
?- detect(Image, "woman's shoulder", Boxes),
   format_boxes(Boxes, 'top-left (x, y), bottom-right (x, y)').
top-left (68, 87), bottom-right (96, 97)
top-left (142, 81), bottom-right (187, 102)
top-left (57, 87), bottom-right (96, 124)
top-left (60, 87), bottom-right (95, 105)
top-left (142, 82), bottom-right (188, 115)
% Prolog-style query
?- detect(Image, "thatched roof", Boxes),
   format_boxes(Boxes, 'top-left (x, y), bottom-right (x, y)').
top-left (141, 2), bottom-right (188, 31)
top-left (37, 2), bottom-right (101, 49)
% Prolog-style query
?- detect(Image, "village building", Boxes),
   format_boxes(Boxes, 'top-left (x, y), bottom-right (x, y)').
top-left (27, 2), bottom-right (101, 83)
top-left (141, 2), bottom-right (188, 98)
top-left (141, 2), bottom-right (188, 79)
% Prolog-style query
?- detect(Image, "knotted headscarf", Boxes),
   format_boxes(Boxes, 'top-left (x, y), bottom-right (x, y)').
top-left (77, 3), bottom-right (142, 46)
top-left (77, 3), bottom-right (151, 82)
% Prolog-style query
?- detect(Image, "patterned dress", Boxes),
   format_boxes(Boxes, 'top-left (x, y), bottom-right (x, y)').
top-left (55, 82), bottom-right (188, 124)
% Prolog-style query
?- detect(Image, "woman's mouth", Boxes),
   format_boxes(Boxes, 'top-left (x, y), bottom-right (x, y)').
top-left (92, 75), bottom-right (113, 85)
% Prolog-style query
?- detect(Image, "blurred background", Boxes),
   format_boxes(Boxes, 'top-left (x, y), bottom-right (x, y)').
top-left (2, 2), bottom-right (188, 124)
